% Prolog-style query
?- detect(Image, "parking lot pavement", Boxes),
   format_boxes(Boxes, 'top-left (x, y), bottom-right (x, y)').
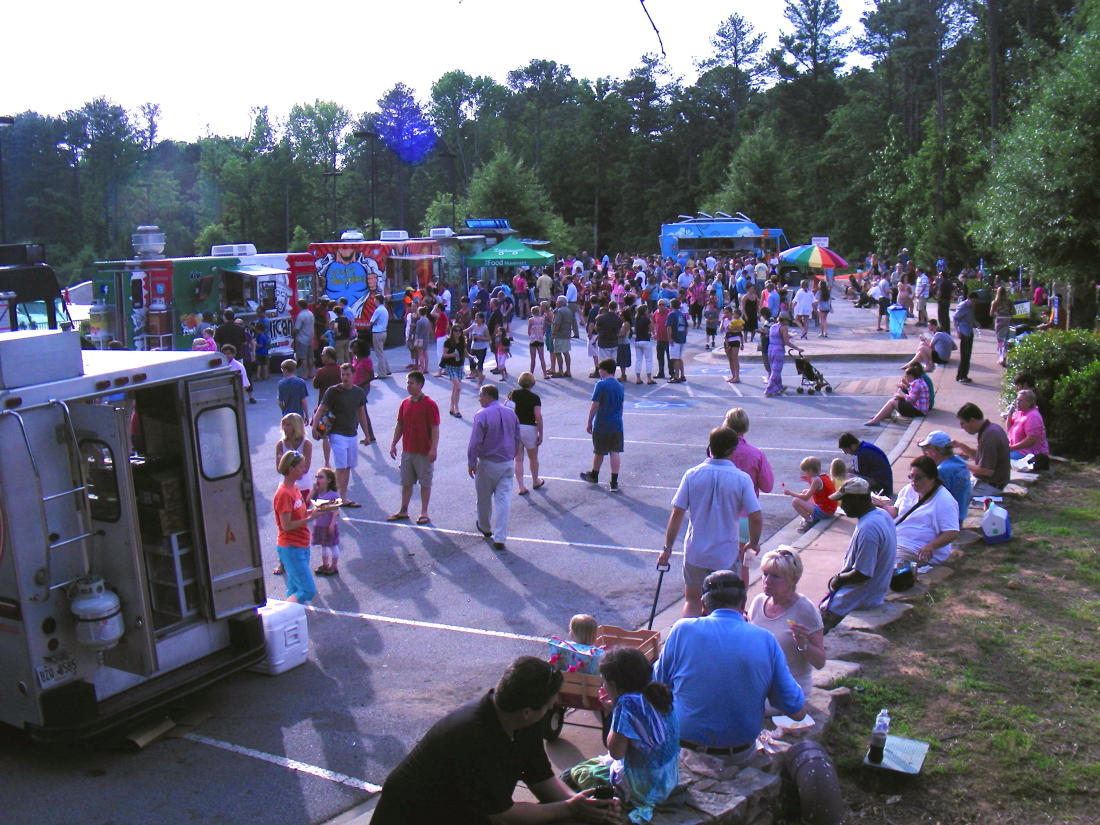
top-left (1, 298), bottom-right (918, 825)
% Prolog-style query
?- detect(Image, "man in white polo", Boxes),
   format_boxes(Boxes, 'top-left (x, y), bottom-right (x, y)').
top-left (370, 299), bottom-right (392, 377)
top-left (658, 427), bottom-right (762, 617)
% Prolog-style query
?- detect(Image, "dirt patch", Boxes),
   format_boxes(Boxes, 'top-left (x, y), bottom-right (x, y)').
top-left (815, 463), bottom-right (1100, 825)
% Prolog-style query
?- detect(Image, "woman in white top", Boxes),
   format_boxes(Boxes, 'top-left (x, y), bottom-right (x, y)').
top-left (748, 547), bottom-right (825, 700)
top-left (873, 455), bottom-right (960, 564)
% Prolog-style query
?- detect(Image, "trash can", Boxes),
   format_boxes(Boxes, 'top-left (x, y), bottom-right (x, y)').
top-left (888, 304), bottom-right (908, 338)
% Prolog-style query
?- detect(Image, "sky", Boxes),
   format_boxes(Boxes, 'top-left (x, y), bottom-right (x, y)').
top-left (8, 0), bottom-right (872, 141)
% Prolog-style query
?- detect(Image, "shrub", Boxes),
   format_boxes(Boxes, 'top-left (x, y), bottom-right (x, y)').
top-left (1052, 360), bottom-right (1100, 459)
top-left (1003, 329), bottom-right (1100, 407)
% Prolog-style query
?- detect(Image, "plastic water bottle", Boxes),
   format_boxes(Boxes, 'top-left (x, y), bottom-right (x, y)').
top-left (868, 708), bottom-right (890, 763)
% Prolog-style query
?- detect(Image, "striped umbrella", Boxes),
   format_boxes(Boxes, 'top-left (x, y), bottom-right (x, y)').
top-left (779, 244), bottom-right (850, 269)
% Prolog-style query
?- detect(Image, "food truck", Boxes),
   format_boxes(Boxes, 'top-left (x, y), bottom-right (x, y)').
top-left (91, 227), bottom-right (303, 356)
top-left (0, 329), bottom-right (266, 740)
top-left (659, 213), bottom-right (788, 265)
top-left (93, 226), bottom-right (446, 355)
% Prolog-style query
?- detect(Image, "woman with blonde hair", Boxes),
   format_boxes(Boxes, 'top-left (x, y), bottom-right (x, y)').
top-left (273, 413), bottom-right (312, 575)
top-left (991, 285), bottom-right (1015, 366)
top-left (748, 547), bottom-right (825, 699)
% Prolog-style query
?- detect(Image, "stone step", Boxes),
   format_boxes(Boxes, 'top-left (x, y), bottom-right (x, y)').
top-left (837, 602), bottom-right (913, 632)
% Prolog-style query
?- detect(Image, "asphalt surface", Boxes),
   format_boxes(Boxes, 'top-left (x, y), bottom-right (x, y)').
top-left (1, 311), bottom-right (907, 825)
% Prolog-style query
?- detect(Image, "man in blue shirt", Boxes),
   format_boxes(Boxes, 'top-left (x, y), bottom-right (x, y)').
top-left (666, 299), bottom-right (689, 383)
top-left (919, 430), bottom-right (971, 517)
top-left (580, 358), bottom-right (624, 492)
top-left (838, 432), bottom-right (894, 497)
top-left (953, 287), bottom-right (975, 384)
top-left (655, 572), bottom-right (804, 765)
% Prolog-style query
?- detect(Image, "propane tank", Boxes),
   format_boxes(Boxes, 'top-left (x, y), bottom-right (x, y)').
top-left (70, 577), bottom-right (124, 650)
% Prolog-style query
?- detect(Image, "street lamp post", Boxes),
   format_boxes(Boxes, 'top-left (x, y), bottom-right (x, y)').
top-left (353, 129), bottom-right (376, 240)
top-left (322, 147), bottom-right (342, 240)
top-left (0, 116), bottom-right (14, 244)
top-left (437, 146), bottom-right (458, 230)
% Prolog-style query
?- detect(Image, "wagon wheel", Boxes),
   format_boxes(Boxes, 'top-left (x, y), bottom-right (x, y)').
top-left (825, 385), bottom-right (833, 393)
top-left (542, 706), bottom-right (566, 741)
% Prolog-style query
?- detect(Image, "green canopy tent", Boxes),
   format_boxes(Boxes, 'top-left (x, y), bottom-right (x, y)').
top-left (464, 237), bottom-right (555, 295)
top-left (465, 237), bottom-right (554, 267)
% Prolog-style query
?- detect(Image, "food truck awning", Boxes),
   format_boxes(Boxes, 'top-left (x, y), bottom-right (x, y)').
top-left (222, 264), bottom-right (289, 277)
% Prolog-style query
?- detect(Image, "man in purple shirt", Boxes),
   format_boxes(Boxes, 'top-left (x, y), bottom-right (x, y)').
top-left (468, 384), bottom-right (522, 551)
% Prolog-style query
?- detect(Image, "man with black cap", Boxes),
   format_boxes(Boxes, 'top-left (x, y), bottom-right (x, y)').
top-left (372, 656), bottom-right (620, 824)
top-left (820, 477), bottom-right (897, 630)
top-left (654, 571), bottom-right (804, 769)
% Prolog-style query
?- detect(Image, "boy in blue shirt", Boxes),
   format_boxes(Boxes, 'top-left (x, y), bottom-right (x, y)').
top-left (277, 359), bottom-right (309, 419)
top-left (580, 358), bottom-right (625, 492)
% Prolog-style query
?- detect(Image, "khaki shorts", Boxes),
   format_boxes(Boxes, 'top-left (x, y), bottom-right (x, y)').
top-left (915, 297), bottom-right (927, 312)
top-left (400, 452), bottom-right (435, 487)
top-left (554, 338), bottom-right (571, 353)
top-left (519, 424), bottom-right (539, 450)
top-left (668, 342), bottom-right (685, 360)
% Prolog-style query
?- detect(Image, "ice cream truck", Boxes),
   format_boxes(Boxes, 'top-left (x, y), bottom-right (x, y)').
top-left (91, 227), bottom-right (303, 355)
top-left (0, 329), bottom-right (266, 740)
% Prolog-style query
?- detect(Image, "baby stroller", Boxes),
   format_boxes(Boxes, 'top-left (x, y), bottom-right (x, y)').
top-left (790, 349), bottom-right (833, 394)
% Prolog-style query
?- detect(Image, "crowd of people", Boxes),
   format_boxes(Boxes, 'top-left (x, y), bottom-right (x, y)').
top-left (256, 245), bottom-right (1063, 822)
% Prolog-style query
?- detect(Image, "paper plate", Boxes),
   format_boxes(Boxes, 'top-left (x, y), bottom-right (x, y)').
top-left (772, 714), bottom-right (814, 730)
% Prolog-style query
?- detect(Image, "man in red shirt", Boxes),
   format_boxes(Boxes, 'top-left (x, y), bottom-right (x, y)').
top-left (652, 299), bottom-right (671, 379)
top-left (388, 371), bottom-right (441, 524)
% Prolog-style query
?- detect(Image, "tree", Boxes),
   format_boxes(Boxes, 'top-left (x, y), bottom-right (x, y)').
top-left (696, 13), bottom-right (769, 130)
top-left (973, 0), bottom-right (1100, 321)
top-left (463, 148), bottom-right (579, 250)
top-left (769, 0), bottom-right (850, 80)
top-left (195, 222), bottom-right (229, 254)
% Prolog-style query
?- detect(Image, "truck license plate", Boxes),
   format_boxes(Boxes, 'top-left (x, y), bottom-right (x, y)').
top-left (35, 650), bottom-right (78, 689)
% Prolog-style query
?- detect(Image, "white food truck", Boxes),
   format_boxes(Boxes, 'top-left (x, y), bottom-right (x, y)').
top-left (0, 330), bottom-right (266, 740)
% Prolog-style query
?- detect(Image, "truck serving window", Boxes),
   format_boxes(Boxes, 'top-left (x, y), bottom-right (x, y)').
top-left (196, 407), bottom-right (241, 480)
top-left (80, 440), bottom-right (121, 522)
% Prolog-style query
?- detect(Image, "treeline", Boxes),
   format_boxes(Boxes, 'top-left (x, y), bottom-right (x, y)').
top-left (1, 0), bottom-right (1097, 311)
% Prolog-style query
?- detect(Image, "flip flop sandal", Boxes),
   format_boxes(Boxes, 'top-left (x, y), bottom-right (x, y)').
top-left (532, 479), bottom-right (546, 490)
top-left (387, 512), bottom-right (410, 522)
top-left (416, 515), bottom-right (431, 524)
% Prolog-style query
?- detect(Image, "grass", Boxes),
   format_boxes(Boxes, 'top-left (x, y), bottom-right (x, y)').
top-left (820, 461), bottom-right (1100, 824)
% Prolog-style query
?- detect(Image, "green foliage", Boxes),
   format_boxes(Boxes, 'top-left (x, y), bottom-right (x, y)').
top-left (194, 223), bottom-right (229, 255)
top-left (1003, 329), bottom-right (1100, 410)
top-left (973, 0), bottom-right (1100, 291)
top-left (463, 148), bottom-right (571, 250)
top-left (289, 226), bottom-right (311, 253)
top-left (1052, 360), bottom-right (1100, 458)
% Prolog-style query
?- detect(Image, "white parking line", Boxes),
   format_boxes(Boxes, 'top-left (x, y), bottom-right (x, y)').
top-left (342, 516), bottom-right (678, 555)
top-left (539, 474), bottom-right (787, 498)
top-left (303, 604), bottom-right (547, 643)
top-left (549, 436), bottom-right (843, 453)
top-left (182, 733), bottom-right (382, 793)
top-left (623, 412), bottom-right (854, 420)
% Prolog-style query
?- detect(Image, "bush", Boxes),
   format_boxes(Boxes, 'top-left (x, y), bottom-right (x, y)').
top-left (1052, 360), bottom-right (1100, 458)
top-left (1003, 329), bottom-right (1100, 407)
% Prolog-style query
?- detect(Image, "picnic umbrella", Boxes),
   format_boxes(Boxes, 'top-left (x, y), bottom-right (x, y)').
top-left (779, 244), bottom-right (850, 270)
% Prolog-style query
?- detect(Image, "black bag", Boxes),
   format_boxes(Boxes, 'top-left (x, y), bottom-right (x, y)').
top-left (890, 561), bottom-right (918, 592)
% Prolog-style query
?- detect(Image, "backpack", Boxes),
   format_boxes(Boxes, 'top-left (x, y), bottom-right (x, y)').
top-left (335, 315), bottom-right (352, 340)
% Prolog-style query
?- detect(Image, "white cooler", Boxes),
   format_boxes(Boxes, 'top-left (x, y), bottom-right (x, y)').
top-left (250, 599), bottom-right (309, 675)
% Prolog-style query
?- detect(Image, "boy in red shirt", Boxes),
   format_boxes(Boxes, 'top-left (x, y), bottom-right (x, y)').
top-left (783, 456), bottom-right (838, 533)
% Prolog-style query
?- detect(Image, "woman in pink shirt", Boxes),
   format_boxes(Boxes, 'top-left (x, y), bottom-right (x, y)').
top-left (1007, 389), bottom-right (1049, 469)
top-left (723, 407), bottom-right (776, 586)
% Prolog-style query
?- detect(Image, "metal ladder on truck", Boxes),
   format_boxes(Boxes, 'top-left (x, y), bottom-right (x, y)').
top-left (1, 400), bottom-right (96, 601)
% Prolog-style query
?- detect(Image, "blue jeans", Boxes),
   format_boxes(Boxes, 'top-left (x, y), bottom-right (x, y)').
top-left (277, 545), bottom-right (316, 603)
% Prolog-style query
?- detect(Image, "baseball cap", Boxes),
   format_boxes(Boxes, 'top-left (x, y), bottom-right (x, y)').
top-left (829, 476), bottom-right (871, 500)
top-left (918, 430), bottom-right (952, 449)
